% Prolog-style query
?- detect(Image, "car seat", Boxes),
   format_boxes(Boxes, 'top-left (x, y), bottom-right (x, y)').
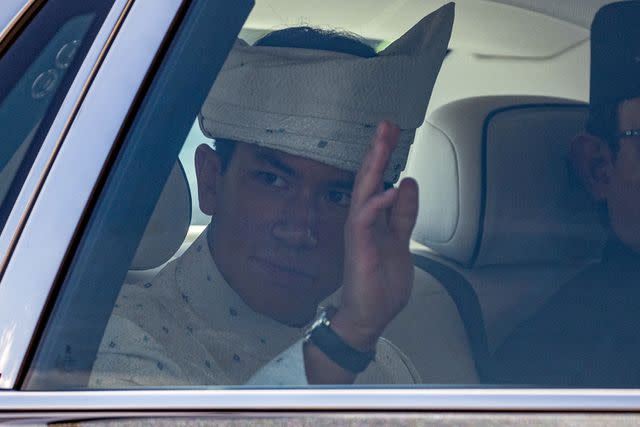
top-left (125, 160), bottom-right (192, 284)
top-left (397, 95), bottom-right (606, 382)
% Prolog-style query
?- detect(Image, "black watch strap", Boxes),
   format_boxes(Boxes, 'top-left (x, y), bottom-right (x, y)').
top-left (308, 321), bottom-right (375, 374)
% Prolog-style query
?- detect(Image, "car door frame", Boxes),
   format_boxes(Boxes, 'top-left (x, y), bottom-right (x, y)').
top-left (1, 0), bottom-right (640, 417)
top-left (0, 0), bottom-right (188, 389)
top-left (0, 0), bottom-right (130, 263)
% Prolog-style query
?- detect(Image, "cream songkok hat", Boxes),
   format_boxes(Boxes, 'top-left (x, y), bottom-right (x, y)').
top-left (199, 3), bottom-right (454, 183)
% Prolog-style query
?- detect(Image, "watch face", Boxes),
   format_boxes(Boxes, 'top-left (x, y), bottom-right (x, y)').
top-left (304, 309), bottom-right (328, 338)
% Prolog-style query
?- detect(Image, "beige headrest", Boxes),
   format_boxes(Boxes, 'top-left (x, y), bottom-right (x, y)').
top-left (130, 161), bottom-right (192, 270)
top-left (406, 96), bottom-right (606, 267)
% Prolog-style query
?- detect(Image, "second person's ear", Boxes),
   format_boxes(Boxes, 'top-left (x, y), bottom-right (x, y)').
top-left (569, 132), bottom-right (613, 201)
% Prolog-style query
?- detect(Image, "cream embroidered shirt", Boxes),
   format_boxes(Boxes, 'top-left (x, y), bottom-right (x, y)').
top-left (90, 229), bottom-right (420, 387)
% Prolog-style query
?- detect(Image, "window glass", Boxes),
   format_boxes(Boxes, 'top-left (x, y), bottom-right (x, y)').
top-left (24, 0), bottom-right (640, 390)
top-left (0, 0), bottom-right (114, 233)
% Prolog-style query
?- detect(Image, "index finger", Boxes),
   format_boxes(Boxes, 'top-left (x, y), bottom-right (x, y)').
top-left (351, 121), bottom-right (400, 207)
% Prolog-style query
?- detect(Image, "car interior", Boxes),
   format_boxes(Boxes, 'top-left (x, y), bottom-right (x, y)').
top-left (110, 0), bottom-right (608, 384)
top-left (114, 0), bottom-right (614, 385)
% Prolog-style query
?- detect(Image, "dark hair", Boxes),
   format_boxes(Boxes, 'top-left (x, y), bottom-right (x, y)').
top-left (213, 27), bottom-right (377, 173)
top-left (256, 26), bottom-right (376, 58)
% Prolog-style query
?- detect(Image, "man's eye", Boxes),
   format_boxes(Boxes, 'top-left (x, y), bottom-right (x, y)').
top-left (255, 171), bottom-right (287, 188)
top-left (327, 190), bottom-right (351, 207)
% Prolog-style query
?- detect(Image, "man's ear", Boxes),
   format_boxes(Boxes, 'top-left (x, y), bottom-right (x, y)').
top-left (194, 143), bottom-right (222, 216)
top-left (569, 132), bottom-right (613, 201)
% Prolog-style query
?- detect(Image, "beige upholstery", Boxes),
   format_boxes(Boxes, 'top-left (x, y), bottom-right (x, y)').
top-left (126, 161), bottom-right (191, 283)
top-left (390, 96), bottom-right (607, 382)
top-left (324, 264), bottom-right (477, 384)
top-left (408, 96), bottom-right (605, 267)
top-left (384, 266), bottom-right (478, 383)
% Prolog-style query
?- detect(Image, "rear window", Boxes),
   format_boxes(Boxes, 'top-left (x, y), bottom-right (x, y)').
top-left (0, 0), bottom-right (113, 233)
top-left (23, 0), bottom-right (640, 390)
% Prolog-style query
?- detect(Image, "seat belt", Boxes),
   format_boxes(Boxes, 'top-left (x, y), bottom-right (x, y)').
top-left (413, 254), bottom-right (490, 380)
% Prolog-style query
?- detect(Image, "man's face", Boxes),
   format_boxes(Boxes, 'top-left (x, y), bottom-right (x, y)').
top-left (195, 142), bottom-right (355, 327)
top-left (605, 97), bottom-right (640, 252)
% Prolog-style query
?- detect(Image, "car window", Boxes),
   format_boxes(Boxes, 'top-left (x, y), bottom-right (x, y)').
top-left (0, 0), bottom-right (114, 234)
top-left (21, 0), bottom-right (640, 391)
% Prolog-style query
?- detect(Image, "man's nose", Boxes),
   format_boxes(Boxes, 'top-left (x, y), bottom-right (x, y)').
top-left (272, 190), bottom-right (319, 248)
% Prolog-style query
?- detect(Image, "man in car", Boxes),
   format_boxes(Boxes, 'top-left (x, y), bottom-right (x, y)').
top-left (489, 0), bottom-right (640, 387)
top-left (89, 5), bottom-right (454, 387)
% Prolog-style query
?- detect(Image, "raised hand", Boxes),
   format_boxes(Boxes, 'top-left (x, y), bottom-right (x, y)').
top-left (330, 120), bottom-right (419, 351)
top-left (304, 120), bottom-right (419, 383)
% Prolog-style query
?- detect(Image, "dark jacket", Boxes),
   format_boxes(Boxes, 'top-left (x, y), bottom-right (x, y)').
top-left (487, 238), bottom-right (640, 387)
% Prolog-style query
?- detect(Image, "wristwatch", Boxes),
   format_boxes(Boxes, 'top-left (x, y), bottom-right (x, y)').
top-left (304, 306), bottom-right (376, 374)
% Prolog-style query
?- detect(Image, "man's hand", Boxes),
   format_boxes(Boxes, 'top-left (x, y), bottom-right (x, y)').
top-left (305, 120), bottom-right (419, 383)
top-left (334, 120), bottom-right (419, 348)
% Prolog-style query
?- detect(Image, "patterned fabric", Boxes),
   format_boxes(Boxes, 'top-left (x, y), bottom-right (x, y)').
top-left (89, 228), bottom-right (420, 387)
top-left (199, 4), bottom-right (454, 183)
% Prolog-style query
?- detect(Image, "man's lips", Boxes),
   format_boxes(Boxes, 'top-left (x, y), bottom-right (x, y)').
top-left (249, 256), bottom-right (315, 286)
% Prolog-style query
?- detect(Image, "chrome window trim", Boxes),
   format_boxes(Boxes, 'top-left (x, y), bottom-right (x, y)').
top-left (0, 0), bottom-right (636, 412)
top-left (0, 0), bottom-right (129, 265)
top-left (2, 389), bottom-right (640, 411)
top-left (0, 0), bottom-right (30, 38)
top-left (0, 0), bottom-right (184, 389)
